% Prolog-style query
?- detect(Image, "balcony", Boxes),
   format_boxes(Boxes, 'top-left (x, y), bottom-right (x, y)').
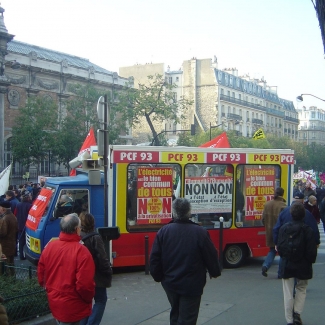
top-left (284, 116), bottom-right (299, 123)
top-left (227, 113), bottom-right (242, 121)
top-left (252, 118), bottom-right (264, 125)
top-left (219, 94), bottom-right (285, 118)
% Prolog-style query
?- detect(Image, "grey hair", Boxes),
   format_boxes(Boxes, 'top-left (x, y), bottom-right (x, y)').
top-left (60, 213), bottom-right (80, 234)
top-left (60, 195), bottom-right (70, 203)
top-left (172, 198), bottom-right (191, 220)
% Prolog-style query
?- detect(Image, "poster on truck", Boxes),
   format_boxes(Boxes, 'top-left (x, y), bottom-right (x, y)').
top-left (244, 166), bottom-right (277, 221)
top-left (136, 167), bottom-right (173, 224)
top-left (184, 176), bottom-right (233, 214)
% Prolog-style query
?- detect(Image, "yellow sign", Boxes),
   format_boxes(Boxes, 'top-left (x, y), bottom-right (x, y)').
top-left (247, 153), bottom-right (281, 164)
top-left (162, 152), bottom-right (204, 163)
top-left (147, 198), bottom-right (163, 214)
top-left (253, 128), bottom-right (266, 140)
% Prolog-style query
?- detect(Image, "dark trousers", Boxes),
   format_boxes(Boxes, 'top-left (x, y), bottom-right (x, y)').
top-left (18, 231), bottom-right (26, 260)
top-left (164, 287), bottom-right (201, 325)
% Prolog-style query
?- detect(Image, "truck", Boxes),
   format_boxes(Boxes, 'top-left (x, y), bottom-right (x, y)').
top-left (24, 145), bottom-right (295, 268)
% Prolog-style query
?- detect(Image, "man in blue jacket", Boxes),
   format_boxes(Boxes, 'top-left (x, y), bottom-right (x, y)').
top-left (273, 192), bottom-right (320, 247)
top-left (150, 198), bottom-right (221, 325)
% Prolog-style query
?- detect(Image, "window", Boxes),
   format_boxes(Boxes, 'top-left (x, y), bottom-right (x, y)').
top-left (221, 88), bottom-right (224, 95)
top-left (239, 94), bottom-right (241, 100)
top-left (235, 165), bottom-right (280, 227)
top-left (168, 77), bottom-right (172, 84)
top-left (176, 77), bottom-right (179, 82)
top-left (127, 164), bottom-right (181, 232)
top-left (232, 92), bottom-right (235, 98)
top-left (54, 189), bottom-right (89, 219)
top-left (227, 90), bottom-right (230, 97)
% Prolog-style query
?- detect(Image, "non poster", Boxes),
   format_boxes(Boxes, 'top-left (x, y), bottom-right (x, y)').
top-left (136, 167), bottom-right (173, 224)
top-left (184, 176), bottom-right (233, 214)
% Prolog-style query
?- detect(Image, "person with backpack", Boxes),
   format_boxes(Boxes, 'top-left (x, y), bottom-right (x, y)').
top-left (276, 202), bottom-right (318, 325)
top-left (79, 212), bottom-right (112, 325)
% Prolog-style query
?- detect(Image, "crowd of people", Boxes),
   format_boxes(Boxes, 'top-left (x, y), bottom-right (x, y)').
top-left (0, 178), bottom-right (323, 325)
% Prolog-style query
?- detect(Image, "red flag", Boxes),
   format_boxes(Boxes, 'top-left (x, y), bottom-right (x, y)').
top-left (199, 132), bottom-right (230, 148)
top-left (70, 128), bottom-right (97, 176)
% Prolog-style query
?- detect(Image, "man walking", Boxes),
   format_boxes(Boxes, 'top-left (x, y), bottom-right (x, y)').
top-left (38, 213), bottom-right (95, 325)
top-left (0, 201), bottom-right (18, 275)
top-left (150, 198), bottom-right (221, 325)
top-left (277, 202), bottom-right (317, 325)
top-left (261, 187), bottom-right (286, 277)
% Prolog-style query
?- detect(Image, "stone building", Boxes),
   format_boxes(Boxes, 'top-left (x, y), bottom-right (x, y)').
top-left (120, 57), bottom-right (299, 143)
top-left (296, 105), bottom-right (325, 145)
top-left (0, 5), bottom-right (129, 175)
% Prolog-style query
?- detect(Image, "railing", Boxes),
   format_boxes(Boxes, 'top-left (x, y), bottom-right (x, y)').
top-left (219, 94), bottom-right (285, 118)
top-left (284, 116), bottom-right (299, 123)
top-left (252, 118), bottom-right (264, 125)
top-left (0, 261), bottom-right (50, 324)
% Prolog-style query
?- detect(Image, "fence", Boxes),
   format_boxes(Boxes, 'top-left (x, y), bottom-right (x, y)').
top-left (0, 262), bottom-right (50, 325)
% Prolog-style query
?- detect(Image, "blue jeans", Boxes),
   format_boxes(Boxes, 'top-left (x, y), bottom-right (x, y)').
top-left (262, 247), bottom-right (277, 271)
top-left (80, 287), bottom-right (107, 325)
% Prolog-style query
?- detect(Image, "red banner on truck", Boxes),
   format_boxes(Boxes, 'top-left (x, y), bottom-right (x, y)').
top-left (26, 188), bottom-right (53, 231)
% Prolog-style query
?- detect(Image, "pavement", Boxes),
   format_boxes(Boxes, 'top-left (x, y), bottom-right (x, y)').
top-left (18, 226), bottom-right (325, 325)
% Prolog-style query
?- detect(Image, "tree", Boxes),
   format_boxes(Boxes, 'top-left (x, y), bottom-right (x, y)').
top-left (113, 74), bottom-right (193, 145)
top-left (11, 97), bottom-right (58, 173)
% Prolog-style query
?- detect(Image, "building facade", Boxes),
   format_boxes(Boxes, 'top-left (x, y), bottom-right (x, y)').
top-left (0, 5), bottom-right (129, 175)
top-left (296, 105), bottom-right (325, 145)
top-left (120, 57), bottom-right (299, 144)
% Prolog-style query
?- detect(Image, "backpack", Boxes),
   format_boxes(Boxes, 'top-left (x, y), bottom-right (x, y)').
top-left (277, 222), bottom-right (307, 262)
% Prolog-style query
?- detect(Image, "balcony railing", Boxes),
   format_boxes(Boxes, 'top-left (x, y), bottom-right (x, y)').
top-left (227, 113), bottom-right (242, 121)
top-left (219, 94), bottom-right (285, 118)
top-left (284, 116), bottom-right (299, 123)
top-left (252, 118), bottom-right (264, 125)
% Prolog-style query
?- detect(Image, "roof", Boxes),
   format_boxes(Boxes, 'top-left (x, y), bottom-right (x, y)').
top-left (8, 40), bottom-right (114, 75)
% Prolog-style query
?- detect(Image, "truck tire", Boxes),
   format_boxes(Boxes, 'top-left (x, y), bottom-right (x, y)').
top-left (223, 244), bottom-right (247, 268)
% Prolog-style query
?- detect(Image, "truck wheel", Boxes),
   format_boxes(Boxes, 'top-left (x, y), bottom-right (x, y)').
top-left (223, 244), bottom-right (247, 268)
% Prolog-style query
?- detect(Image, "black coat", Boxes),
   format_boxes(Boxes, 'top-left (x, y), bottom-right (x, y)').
top-left (278, 221), bottom-right (317, 280)
top-left (81, 231), bottom-right (112, 288)
top-left (150, 219), bottom-right (221, 296)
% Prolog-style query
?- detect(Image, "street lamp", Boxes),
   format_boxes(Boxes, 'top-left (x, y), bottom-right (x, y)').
top-left (209, 122), bottom-right (224, 140)
top-left (296, 94), bottom-right (325, 102)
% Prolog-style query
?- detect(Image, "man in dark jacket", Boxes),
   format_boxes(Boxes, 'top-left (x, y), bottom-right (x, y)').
top-left (273, 192), bottom-right (320, 246)
top-left (150, 198), bottom-right (221, 325)
top-left (277, 202), bottom-right (317, 325)
top-left (15, 192), bottom-right (32, 260)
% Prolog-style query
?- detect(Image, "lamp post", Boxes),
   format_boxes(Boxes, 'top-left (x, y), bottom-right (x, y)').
top-left (151, 124), bottom-right (195, 146)
top-left (209, 122), bottom-right (224, 140)
top-left (296, 94), bottom-right (325, 102)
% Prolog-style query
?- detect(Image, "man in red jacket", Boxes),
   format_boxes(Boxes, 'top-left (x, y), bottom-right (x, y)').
top-left (38, 213), bottom-right (95, 324)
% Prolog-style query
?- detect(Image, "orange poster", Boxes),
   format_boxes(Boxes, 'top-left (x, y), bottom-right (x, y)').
top-left (245, 167), bottom-right (276, 221)
top-left (26, 188), bottom-right (53, 231)
top-left (136, 167), bottom-right (173, 224)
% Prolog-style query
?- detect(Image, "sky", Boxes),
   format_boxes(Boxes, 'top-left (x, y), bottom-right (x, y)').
top-left (2, 0), bottom-right (325, 109)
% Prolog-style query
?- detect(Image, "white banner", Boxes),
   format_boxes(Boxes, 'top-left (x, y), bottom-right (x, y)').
top-left (184, 176), bottom-right (233, 214)
top-left (0, 165), bottom-right (11, 196)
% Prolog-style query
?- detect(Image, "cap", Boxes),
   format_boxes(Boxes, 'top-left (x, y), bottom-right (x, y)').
top-left (294, 192), bottom-right (304, 199)
top-left (0, 201), bottom-right (11, 209)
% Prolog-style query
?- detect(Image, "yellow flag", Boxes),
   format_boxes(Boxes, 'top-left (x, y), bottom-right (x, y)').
top-left (253, 128), bottom-right (266, 140)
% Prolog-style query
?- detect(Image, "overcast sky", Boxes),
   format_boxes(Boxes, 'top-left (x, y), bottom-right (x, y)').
top-left (2, 0), bottom-right (325, 108)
